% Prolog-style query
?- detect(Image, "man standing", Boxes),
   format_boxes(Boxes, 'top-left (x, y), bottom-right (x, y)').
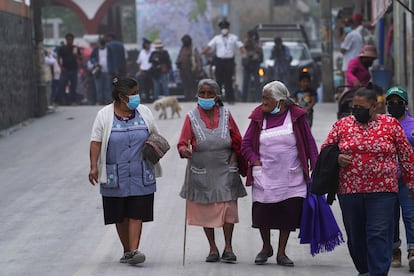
top-left (88, 38), bottom-right (112, 105)
top-left (149, 39), bottom-right (171, 101)
top-left (176, 34), bottom-right (201, 101)
top-left (57, 33), bottom-right (82, 105)
top-left (136, 38), bottom-right (153, 102)
top-left (105, 33), bottom-right (127, 78)
top-left (340, 18), bottom-right (363, 79)
top-left (242, 29), bottom-right (263, 102)
top-left (201, 18), bottom-right (245, 104)
top-left (271, 37), bottom-right (292, 90)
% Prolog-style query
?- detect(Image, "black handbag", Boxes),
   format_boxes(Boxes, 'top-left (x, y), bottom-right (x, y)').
top-left (142, 133), bottom-right (170, 164)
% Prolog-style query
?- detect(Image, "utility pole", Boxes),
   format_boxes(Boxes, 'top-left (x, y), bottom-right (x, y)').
top-left (32, 0), bottom-right (48, 117)
top-left (320, 0), bottom-right (334, 102)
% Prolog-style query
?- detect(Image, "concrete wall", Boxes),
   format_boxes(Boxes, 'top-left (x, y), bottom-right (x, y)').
top-left (0, 11), bottom-right (36, 130)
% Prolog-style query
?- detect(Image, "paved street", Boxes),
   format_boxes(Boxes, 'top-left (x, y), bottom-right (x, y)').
top-left (0, 101), bottom-right (412, 276)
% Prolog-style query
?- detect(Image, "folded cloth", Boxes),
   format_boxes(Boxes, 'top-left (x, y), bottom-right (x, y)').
top-left (142, 133), bottom-right (170, 164)
top-left (299, 182), bottom-right (344, 256)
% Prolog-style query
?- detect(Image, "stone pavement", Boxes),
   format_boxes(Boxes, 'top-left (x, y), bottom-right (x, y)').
top-left (0, 102), bottom-right (411, 275)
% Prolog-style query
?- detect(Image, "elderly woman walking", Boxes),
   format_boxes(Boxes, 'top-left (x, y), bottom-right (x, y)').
top-left (177, 78), bottom-right (247, 263)
top-left (241, 81), bottom-right (318, 266)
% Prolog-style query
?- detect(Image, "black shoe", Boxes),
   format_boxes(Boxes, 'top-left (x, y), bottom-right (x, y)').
top-left (276, 255), bottom-right (294, 267)
top-left (205, 252), bottom-right (220, 262)
top-left (254, 249), bottom-right (273, 264)
top-left (221, 251), bottom-right (237, 263)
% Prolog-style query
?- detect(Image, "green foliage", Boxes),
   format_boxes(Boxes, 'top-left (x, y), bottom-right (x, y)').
top-left (148, 30), bottom-right (160, 41)
top-left (189, 0), bottom-right (207, 22)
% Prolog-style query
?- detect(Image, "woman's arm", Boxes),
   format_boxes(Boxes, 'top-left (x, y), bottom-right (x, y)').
top-left (241, 120), bottom-right (261, 166)
top-left (177, 115), bottom-right (195, 158)
top-left (89, 141), bottom-right (101, 185)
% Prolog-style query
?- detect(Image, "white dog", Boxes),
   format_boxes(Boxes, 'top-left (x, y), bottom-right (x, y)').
top-left (153, 96), bottom-right (182, 119)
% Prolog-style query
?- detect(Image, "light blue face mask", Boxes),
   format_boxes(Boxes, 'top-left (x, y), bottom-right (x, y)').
top-left (270, 107), bottom-right (280, 114)
top-left (198, 97), bottom-right (216, 110)
top-left (127, 94), bottom-right (140, 110)
top-left (344, 26), bottom-right (352, 34)
top-left (270, 101), bottom-right (281, 114)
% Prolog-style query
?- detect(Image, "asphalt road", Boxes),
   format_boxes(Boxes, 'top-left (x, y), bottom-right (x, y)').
top-left (0, 101), bottom-right (412, 276)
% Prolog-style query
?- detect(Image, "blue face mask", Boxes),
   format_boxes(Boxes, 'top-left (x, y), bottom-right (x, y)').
top-left (270, 107), bottom-right (280, 114)
top-left (126, 94), bottom-right (140, 110)
top-left (198, 97), bottom-right (216, 110)
top-left (344, 26), bottom-right (352, 34)
top-left (270, 101), bottom-right (281, 114)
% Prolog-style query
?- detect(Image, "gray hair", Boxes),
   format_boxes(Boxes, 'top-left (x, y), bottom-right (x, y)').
top-left (197, 78), bottom-right (220, 95)
top-left (262, 81), bottom-right (290, 101)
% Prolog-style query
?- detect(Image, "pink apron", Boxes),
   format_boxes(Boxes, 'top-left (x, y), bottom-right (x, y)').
top-left (252, 111), bottom-right (306, 203)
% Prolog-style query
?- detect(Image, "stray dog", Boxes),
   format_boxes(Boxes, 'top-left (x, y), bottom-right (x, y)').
top-left (153, 96), bottom-right (182, 119)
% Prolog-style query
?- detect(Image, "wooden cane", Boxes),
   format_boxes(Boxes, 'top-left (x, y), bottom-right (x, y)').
top-left (182, 140), bottom-right (191, 266)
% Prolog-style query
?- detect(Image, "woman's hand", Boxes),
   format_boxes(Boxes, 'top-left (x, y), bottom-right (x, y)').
top-left (88, 166), bottom-right (99, 185)
top-left (338, 153), bottom-right (352, 168)
top-left (228, 152), bottom-right (237, 164)
top-left (409, 189), bottom-right (414, 199)
top-left (180, 148), bottom-right (192, 159)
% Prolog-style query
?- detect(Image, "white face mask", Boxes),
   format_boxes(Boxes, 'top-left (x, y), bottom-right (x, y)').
top-left (221, 28), bottom-right (229, 35)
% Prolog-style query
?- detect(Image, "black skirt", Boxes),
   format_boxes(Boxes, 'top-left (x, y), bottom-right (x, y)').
top-left (252, 197), bottom-right (303, 231)
top-left (102, 194), bottom-right (154, 225)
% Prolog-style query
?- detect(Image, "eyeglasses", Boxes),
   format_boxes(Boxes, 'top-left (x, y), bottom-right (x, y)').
top-left (386, 100), bottom-right (405, 106)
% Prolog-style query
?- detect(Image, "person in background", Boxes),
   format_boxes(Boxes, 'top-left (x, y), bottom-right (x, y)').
top-left (88, 77), bottom-right (161, 265)
top-left (177, 79), bottom-right (247, 263)
top-left (291, 71), bottom-right (317, 128)
top-left (105, 33), bottom-right (127, 78)
top-left (200, 18), bottom-right (246, 104)
top-left (57, 33), bottom-right (82, 105)
top-left (44, 49), bottom-right (61, 106)
top-left (88, 38), bottom-right (112, 105)
top-left (346, 44), bottom-right (377, 89)
top-left (321, 85), bottom-right (414, 275)
top-left (149, 39), bottom-right (172, 101)
top-left (136, 38), bottom-right (153, 102)
top-left (340, 18), bottom-right (354, 42)
top-left (176, 34), bottom-right (201, 101)
top-left (241, 81), bottom-right (318, 267)
top-left (340, 16), bottom-right (363, 81)
top-left (385, 86), bottom-right (414, 272)
top-left (271, 37), bottom-right (292, 90)
top-left (242, 29), bottom-right (263, 102)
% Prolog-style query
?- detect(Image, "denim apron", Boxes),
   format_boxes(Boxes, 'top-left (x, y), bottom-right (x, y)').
top-left (101, 111), bottom-right (156, 197)
top-left (252, 110), bottom-right (306, 203)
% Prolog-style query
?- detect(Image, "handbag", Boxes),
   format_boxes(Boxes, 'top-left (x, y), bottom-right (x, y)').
top-left (142, 132), bottom-right (170, 164)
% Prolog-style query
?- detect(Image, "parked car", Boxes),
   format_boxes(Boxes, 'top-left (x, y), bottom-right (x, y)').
top-left (253, 23), bottom-right (321, 92)
top-left (259, 41), bottom-right (321, 92)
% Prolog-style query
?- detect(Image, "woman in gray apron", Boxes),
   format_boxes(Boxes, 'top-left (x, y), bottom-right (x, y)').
top-left (178, 79), bottom-right (247, 263)
top-left (241, 81), bottom-right (318, 266)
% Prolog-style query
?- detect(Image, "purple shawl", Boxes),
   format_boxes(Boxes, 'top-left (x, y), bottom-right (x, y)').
top-left (299, 183), bottom-right (344, 256)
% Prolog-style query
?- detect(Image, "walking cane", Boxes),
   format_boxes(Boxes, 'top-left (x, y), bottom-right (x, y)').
top-left (182, 140), bottom-right (191, 266)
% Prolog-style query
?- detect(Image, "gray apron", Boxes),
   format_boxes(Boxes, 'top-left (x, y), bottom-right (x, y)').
top-left (180, 107), bottom-right (246, 203)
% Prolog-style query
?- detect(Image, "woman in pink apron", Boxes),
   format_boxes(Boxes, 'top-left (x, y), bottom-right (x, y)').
top-left (241, 81), bottom-right (318, 266)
